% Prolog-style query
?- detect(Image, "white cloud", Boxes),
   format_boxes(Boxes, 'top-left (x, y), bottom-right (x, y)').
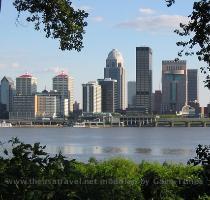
top-left (0, 64), bottom-right (5, 69)
top-left (139, 8), bottom-right (156, 15)
top-left (72, 5), bottom-right (93, 12)
top-left (80, 5), bottom-right (93, 12)
top-left (117, 15), bottom-right (188, 32)
top-left (44, 67), bottom-right (68, 74)
top-left (11, 62), bottom-right (20, 69)
top-left (91, 16), bottom-right (104, 22)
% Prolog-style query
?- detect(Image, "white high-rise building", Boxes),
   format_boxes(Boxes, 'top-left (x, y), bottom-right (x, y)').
top-left (104, 49), bottom-right (126, 110)
top-left (52, 71), bottom-right (74, 113)
top-left (82, 81), bottom-right (101, 113)
top-left (16, 73), bottom-right (37, 96)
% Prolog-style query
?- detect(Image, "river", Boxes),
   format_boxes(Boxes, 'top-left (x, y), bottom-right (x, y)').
top-left (0, 127), bottom-right (209, 163)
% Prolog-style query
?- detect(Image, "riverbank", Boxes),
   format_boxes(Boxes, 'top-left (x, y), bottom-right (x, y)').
top-left (11, 125), bottom-right (63, 128)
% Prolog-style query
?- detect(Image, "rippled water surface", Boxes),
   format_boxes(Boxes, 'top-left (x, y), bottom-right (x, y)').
top-left (0, 127), bottom-right (210, 163)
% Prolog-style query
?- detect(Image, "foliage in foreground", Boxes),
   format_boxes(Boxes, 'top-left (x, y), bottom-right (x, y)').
top-left (13, 0), bottom-right (88, 52)
top-left (0, 138), bottom-right (210, 200)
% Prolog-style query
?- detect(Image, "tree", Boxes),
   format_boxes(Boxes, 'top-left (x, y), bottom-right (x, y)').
top-left (167, 0), bottom-right (210, 88)
top-left (11, 0), bottom-right (88, 52)
top-left (188, 144), bottom-right (210, 196)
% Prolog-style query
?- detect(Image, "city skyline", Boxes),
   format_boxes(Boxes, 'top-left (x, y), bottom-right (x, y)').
top-left (0, 0), bottom-right (209, 106)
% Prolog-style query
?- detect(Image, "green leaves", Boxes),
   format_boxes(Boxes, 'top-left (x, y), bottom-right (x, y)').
top-left (13, 0), bottom-right (88, 51)
top-left (174, 0), bottom-right (210, 88)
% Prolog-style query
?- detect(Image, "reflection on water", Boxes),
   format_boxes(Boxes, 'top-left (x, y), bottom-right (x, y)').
top-left (135, 148), bottom-right (152, 154)
top-left (47, 145), bottom-right (194, 158)
top-left (1, 127), bottom-right (210, 163)
top-left (162, 148), bottom-right (194, 155)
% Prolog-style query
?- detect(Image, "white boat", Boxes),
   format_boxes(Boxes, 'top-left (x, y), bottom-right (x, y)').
top-left (0, 121), bottom-right (12, 128)
top-left (73, 122), bottom-right (86, 128)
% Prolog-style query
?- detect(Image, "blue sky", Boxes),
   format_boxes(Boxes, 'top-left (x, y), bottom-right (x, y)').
top-left (0, 0), bottom-right (209, 106)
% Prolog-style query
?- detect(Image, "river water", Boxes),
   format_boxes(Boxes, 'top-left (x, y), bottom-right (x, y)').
top-left (0, 127), bottom-right (209, 163)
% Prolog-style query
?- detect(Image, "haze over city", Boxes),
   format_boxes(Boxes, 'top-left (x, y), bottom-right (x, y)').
top-left (0, 0), bottom-right (209, 106)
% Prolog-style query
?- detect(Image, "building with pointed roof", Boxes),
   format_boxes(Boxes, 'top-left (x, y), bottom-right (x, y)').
top-left (104, 49), bottom-right (126, 111)
top-left (0, 76), bottom-right (16, 112)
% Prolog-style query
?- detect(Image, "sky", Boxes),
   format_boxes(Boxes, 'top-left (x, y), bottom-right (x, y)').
top-left (0, 0), bottom-right (209, 106)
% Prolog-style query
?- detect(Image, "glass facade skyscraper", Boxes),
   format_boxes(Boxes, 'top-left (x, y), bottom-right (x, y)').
top-left (187, 69), bottom-right (198, 103)
top-left (161, 60), bottom-right (187, 114)
top-left (0, 76), bottom-right (15, 112)
top-left (136, 47), bottom-right (152, 113)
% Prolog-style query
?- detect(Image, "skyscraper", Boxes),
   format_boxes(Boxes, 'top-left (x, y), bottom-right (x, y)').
top-left (161, 60), bottom-right (187, 114)
top-left (53, 71), bottom-right (74, 113)
top-left (153, 90), bottom-right (162, 114)
top-left (136, 47), bottom-right (152, 113)
top-left (0, 76), bottom-right (15, 112)
top-left (98, 78), bottom-right (117, 113)
top-left (127, 81), bottom-right (136, 108)
top-left (104, 49), bottom-right (126, 110)
top-left (82, 81), bottom-right (101, 113)
top-left (187, 69), bottom-right (198, 103)
top-left (16, 73), bottom-right (37, 95)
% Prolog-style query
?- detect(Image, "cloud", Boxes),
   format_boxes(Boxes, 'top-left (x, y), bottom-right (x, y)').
top-left (91, 16), bottom-right (104, 22)
top-left (44, 67), bottom-right (68, 74)
top-left (11, 62), bottom-right (20, 69)
top-left (72, 5), bottom-right (93, 12)
top-left (139, 8), bottom-right (156, 15)
top-left (117, 15), bottom-right (188, 32)
top-left (0, 64), bottom-right (5, 69)
top-left (80, 5), bottom-right (93, 12)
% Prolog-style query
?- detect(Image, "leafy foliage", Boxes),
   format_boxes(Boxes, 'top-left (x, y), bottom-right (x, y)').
top-left (188, 144), bottom-right (210, 196)
top-left (172, 0), bottom-right (210, 88)
top-left (13, 0), bottom-right (88, 51)
top-left (165, 0), bottom-right (175, 7)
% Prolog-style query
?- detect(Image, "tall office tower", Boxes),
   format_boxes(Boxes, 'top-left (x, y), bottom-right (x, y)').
top-left (53, 71), bottom-right (74, 113)
top-left (127, 81), bottom-right (136, 108)
top-left (98, 78), bottom-right (117, 113)
top-left (187, 69), bottom-right (198, 103)
top-left (16, 73), bottom-right (37, 95)
top-left (162, 60), bottom-right (187, 114)
top-left (153, 90), bottom-right (162, 114)
top-left (82, 81), bottom-right (101, 113)
top-left (0, 76), bottom-right (16, 111)
top-left (73, 101), bottom-right (80, 111)
top-left (136, 47), bottom-right (152, 113)
top-left (104, 49), bottom-right (126, 110)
